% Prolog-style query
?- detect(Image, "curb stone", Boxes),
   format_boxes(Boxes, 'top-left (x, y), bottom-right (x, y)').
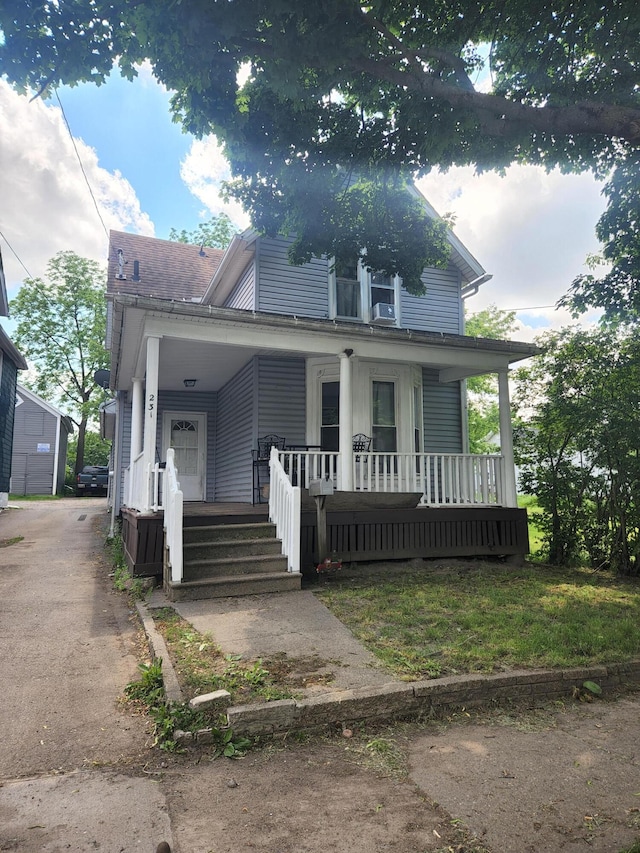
top-left (135, 600), bottom-right (183, 704)
top-left (137, 600), bottom-right (640, 738)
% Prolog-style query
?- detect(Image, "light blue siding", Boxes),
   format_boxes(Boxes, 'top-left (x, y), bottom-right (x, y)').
top-left (225, 260), bottom-right (255, 310)
top-left (422, 368), bottom-right (463, 452)
top-left (257, 357), bottom-right (306, 446)
top-left (215, 361), bottom-right (255, 502)
top-left (256, 237), bottom-right (329, 319)
top-left (401, 264), bottom-right (463, 334)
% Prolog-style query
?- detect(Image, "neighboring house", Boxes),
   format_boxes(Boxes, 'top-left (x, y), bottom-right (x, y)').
top-left (11, 384), bottom-right (73, 496)
top-left (106, 191), bottom-right (537, 597)
top-left (0, 249), bottom-right (28, 508)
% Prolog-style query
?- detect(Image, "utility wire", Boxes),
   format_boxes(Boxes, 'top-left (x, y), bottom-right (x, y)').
top-left (0, 227), bottom-right (33, 279)
top-left (55, 88), bottom-right (110, 241)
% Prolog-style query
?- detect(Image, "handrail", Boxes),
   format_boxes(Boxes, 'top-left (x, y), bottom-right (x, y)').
top-left (163, 448), bottom-right (184, 583)
top-left (269, 446), bottom-right (301, 573)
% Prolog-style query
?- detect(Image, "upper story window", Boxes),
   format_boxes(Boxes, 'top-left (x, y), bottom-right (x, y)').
top-left (335, 260), bottom-right (361, 320)
top-left (330, 260), bottom-right (401, 325)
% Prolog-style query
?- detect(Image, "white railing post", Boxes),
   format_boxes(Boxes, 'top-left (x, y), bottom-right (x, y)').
top-left (269, 447), bottom-right (301, 574)
top-left (163, 448), bottom-right (184, 584)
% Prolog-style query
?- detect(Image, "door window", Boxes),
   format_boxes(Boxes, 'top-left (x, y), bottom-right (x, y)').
top-left (170, 419), bottom-right (199, 475)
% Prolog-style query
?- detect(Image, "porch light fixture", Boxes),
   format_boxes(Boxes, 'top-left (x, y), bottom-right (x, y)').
top-left (183, 378), bottom-right (197, 388)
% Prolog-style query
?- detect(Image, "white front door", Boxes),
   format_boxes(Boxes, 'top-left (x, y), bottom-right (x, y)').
top-left (162, 412), bottom-right (206, 501)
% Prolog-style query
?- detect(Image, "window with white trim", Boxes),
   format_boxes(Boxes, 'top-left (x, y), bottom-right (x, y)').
top-left (330, 260), bottom-right (400, 324)
top-left (372, 380), bottom-right (397, 452)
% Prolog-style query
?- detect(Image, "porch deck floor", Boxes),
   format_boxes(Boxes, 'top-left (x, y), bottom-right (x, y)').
top-left (183, 502), bottom-right (269, 518)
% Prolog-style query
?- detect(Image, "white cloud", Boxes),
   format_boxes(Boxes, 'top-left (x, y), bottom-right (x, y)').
top-left (0, 80), bottom-right (153, 298)
top-left (180, 137), bottom-right (251, 229)
top-left (417, 165), bottom-right (607, 339)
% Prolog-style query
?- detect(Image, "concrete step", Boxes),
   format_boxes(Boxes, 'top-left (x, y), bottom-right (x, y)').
top-left (183, 553), bottom-right (289, 580)
top-left (166, 571), bottom-right (302, 601)
top-left (183, 522), bottom-right (277, 545)
top-left (184, 537), bottom-right (283, 561)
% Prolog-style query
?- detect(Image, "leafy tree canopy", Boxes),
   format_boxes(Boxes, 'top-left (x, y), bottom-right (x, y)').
top-left (10, 251), bottom-right (109, 476)
top-left (168, 213), bottom-right (237, 250)
top-left (2, 1), bottom-right (639, 299)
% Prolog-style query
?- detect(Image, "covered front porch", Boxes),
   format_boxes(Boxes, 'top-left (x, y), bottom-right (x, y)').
top-left (109, 299), bottom-right (534, 593)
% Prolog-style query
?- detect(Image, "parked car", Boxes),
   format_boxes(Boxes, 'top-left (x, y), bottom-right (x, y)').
top-left (76, 465), bottom-right (109, 497)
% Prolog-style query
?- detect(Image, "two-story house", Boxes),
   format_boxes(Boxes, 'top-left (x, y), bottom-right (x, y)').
top-left (106, 194), bottom-right (537, 599)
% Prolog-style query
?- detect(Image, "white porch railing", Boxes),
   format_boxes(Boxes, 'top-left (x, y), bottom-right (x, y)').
top-left (269, 446), bottom-right (301, 573)
top-left (163, 448), bottom-right (184, 583)
top-left (279, 450), bottom-right (340, 490)
top-left (279, 450), bottom-right (505, 507)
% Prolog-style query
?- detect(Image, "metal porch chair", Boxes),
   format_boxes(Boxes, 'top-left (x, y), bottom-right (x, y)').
top-left (252, 434), bottom-right (286, 504)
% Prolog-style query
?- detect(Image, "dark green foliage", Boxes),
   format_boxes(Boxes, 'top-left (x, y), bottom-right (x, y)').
top-left (9, 251), bottom-right (110, 476)
top-left (514, 326), bottom-right (640, 574)
top-left (2, 2), bottom-right (640, 302)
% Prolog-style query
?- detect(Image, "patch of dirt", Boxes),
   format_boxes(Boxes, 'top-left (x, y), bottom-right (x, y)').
top-left (160, 732), bottom-right (492, 853)
top-left (261, 652), bottom-right (338, 689)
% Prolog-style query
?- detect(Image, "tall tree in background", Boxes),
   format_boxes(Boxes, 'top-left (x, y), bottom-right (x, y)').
top-left (168, 213), bottom-right (237, 250)
top-left (10, 251), bottom-right (109, 477)
top-left (2, 1), bottom-right (639, 302)
top-left (465, 305), bottom-right (517, 453)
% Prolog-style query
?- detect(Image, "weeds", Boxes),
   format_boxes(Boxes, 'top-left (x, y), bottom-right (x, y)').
top-left (124, 659), bottom-right (252, 755)
top-left (152, 607), bottom-right (295, 704)
top-left (106, 527), bottom-right (148, 599)
top-left (0, 536), bottom-right (24, 547)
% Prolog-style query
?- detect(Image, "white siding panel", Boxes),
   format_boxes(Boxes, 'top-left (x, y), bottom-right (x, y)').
top-left (401, 264), bottom-right (463, 334)
top-left (257, 237), bottom-right (329, 318)
top-left (422, 368), bottom-right (463, 452)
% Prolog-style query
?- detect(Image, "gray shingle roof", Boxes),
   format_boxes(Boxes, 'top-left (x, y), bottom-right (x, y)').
top-left (107, 230), bottom-right (224, 301)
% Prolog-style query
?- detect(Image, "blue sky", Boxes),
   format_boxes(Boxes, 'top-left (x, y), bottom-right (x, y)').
top-left (57, 71), bottom-right (203, 239)
top-left (0, 66), bottom-right (607, 341)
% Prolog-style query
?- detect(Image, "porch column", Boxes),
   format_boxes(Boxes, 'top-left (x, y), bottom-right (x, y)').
top-left (498, 369), bottom-right (518, 508)
top-left (141, 336), bottom-right (160, 512)
top-left (338, 350), bottom-right (354, 491)
top-left (130, 377), bottom-right (144, 459)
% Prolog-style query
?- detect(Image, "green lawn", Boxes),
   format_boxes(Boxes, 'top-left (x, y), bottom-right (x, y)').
top-left (313, 562), bottom-right (640, 680)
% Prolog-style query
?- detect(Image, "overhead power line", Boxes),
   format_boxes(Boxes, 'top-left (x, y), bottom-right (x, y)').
top-left (55, 88), bottom-right (110, 241)
top-left (0, 227), bottom-right (33, 279)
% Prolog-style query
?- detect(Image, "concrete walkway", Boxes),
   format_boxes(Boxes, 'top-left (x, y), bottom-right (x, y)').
top-left (149, 586), bottom-right (398, 695)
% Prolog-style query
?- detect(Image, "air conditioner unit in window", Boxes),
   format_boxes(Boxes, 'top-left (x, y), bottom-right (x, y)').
top-left (372, 302), bottom-right (396, 324)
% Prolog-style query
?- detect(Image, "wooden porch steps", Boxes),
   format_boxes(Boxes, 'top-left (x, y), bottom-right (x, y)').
top-left (165, 520), bottom-right (301, 601)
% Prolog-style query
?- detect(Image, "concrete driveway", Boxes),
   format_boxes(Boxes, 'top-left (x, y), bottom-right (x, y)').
top-left (0, 498), bottom-right (173, 851)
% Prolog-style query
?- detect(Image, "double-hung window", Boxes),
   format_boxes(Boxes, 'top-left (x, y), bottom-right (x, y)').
top-left (331, 260), bottom-right (400, 325)
top-left (334, 260), bottom-right (362, 320)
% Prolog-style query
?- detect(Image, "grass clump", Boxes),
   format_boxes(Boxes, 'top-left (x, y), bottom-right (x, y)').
top-left (314, 562), bottom-right (640, 681)
top-left (124, 660), bottom-right (252, 756)
top-left (152, 607), bottom-right (295, 705)
top-left (106, 527), bottom-right (148, 599)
